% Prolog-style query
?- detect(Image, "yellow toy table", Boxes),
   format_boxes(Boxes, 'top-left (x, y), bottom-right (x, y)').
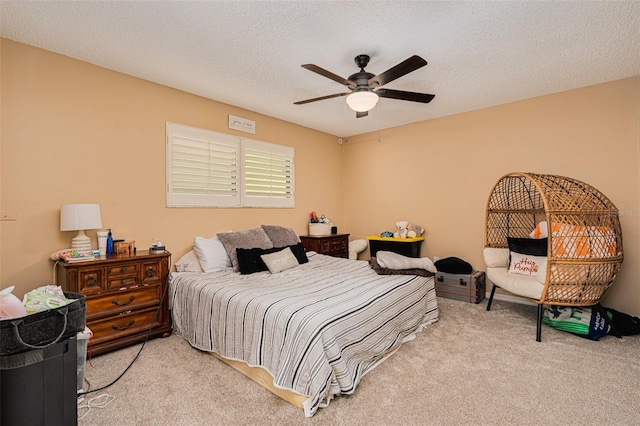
top-left (366, 235), bottom-right (424, 258)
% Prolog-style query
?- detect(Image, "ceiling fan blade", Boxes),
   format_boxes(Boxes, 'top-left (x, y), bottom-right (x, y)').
top-left (301, 64), bottom-right (356, 88)
top-left (368, 55), bottom-right (427, 88)
top-left (356, 111), bottom-right (368, 118)
top-left (294, 92), bottom-right (350, 105)
top-left (376, 88), bottom-right (435, 103)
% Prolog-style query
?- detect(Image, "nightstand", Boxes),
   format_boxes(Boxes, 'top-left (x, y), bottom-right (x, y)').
top-left (56, 250), bottom-right (171, 356)
top-left (300, 233), bottom-right (350, 258)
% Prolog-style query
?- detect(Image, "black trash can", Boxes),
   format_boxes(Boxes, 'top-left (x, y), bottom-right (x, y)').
top-left (1, 337), bottom-right (78, 426)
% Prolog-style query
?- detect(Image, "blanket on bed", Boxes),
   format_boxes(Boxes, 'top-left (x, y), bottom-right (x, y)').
top-left (169, 252), bottom-right (438, 417)
top-left (375, 251), bottom-right (437, 273)
top-left (369, 256), bottom-right (435, 277)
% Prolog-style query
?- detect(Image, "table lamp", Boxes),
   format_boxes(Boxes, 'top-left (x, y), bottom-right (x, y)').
top-left (60, 204), bottom-right (103, 253)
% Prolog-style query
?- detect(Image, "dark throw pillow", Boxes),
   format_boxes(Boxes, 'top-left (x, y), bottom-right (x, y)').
top-left (236, 242), bottom-right (308, 275)
top-left (434, 257), bottom-right (473, 274)
top-left (507, 237), bottom-right (548, 256)
top-left (287, 242), bottom-right (309, 265)
top-left (236, 247), bottom-right (272, 275)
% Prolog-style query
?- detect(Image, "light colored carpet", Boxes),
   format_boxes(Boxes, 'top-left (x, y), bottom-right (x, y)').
top-left (79, 298), bottom-right (640, 425)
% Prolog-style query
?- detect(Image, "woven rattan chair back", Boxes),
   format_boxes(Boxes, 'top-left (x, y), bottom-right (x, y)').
top-left (485, 172), bottom-right (623, 306)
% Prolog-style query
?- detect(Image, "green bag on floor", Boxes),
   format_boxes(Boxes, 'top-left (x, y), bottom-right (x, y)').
top-left (542, 306), bottom-right (610, 340)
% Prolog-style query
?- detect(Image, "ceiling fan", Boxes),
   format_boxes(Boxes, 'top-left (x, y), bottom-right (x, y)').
top-left (294, 54), bottom-right (435, 118)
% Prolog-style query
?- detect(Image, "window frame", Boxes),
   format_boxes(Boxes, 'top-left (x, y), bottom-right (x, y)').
top-left (166, 122), bottom-right (295, 208)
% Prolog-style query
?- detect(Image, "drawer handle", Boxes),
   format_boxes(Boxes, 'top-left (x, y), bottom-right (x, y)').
top-left (112, 295), bottom-right (135, 306)
top-left (121, 267), bottom-right (127, 273)
top-left (146, 266), bottom-right (157, 277)
top-left (121, 279), bottom-right (128, 285)
top-left (86, 274), bottom-right (98, 287)
top-left (112, 320), bottom-right (135, 331)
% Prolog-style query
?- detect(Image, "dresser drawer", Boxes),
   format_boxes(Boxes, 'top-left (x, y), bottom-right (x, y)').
top-left (300, 234), bottom-right (350, 259)
top-left (107, 275), bottom-right (139, 289)
top-left (85, 285), bottom-right (161, 321)
top-left (328, 238), bottom-right (347, 252)
top-left (107, 262), bottom-right (139, 276)
top-left (78, 268), bottom-right (104, 293)
top-left (141, 260), bottom-right (162, 284)
top-left (88, 306), bottom-right (160, 346)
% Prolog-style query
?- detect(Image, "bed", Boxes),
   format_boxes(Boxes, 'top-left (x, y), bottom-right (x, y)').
top-left (168, 227), bottom-right (438, 417)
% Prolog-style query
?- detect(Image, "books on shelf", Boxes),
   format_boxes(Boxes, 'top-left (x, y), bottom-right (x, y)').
top-left (59, 251), bottom-right (95, 263)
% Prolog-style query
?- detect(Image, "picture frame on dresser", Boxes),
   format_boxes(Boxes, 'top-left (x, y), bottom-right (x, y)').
top-left (56, 250), bottom-right (172, 356)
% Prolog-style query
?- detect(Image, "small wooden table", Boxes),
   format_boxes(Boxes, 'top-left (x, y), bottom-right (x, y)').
top-left (300, 233), bottom-right (350, 258)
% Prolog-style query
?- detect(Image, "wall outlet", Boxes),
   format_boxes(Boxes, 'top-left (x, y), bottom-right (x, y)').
top-left (0, 211), bottom-right (17, 221)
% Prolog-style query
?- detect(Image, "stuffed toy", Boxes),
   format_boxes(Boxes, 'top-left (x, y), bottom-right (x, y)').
top-left (407, 223), bottom-right (424, 239)
top-left (394, 220), bottom-right (409, 239)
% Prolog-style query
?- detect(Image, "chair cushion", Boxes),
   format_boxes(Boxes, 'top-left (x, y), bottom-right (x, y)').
top-left (486, 267), bottom-right (545, 300)
top-left (483, 248), bottom-right (509, 268)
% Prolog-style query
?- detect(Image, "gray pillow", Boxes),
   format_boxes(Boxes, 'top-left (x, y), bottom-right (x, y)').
top-left (260, 247), bottom-right (299, 274)
top-left (261, 225), bottom-right (300, 247)
top-left (217, 227), bottom-right (274, 272)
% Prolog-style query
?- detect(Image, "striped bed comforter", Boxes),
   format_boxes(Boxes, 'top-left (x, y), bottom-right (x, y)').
top-left (169, 252), bottom-right (438, 417)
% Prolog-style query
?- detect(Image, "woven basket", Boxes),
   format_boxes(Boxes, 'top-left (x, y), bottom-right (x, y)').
top-left (485, 172), bottom-right (623, 306)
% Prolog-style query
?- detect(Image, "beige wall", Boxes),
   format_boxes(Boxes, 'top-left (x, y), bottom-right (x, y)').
top-left (342, 77), bottom-right (640, 315)
top-left (2, 39), bottom-right (639, 316)
top-left (0, 39), bottom-right (343, 298)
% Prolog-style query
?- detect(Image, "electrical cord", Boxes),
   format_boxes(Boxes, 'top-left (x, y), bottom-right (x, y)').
top-left (77, 393), bottom-right (115, 421)
top-left (77, 254), bottom-right (172, 397)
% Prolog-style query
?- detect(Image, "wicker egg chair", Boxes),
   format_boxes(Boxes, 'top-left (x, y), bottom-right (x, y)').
top-left (484, 172), bottom-right (624, 341)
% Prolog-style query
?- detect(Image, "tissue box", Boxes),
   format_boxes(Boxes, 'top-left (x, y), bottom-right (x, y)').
top-left (308, 223), bottom-right (332, 236)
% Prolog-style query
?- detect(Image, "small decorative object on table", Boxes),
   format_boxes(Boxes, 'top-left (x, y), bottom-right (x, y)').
top-left (308, 211), bottom-right (333, 236)
top-left (149, 237), bottom-right (166, 254)
top-left (115, 241), bottom-right (135, 256)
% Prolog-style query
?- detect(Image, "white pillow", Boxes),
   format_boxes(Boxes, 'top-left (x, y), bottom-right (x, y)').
top-left (536, 256), bottom-right (548, 284)
top-left (194, 236), bottom-right (232, 272)
top-left (529, 221), bottom-right (549, 239)
top-left (483, 248), bottom-right (510, 268)
top-left (175, 250), bottom-right (203, 272)
top-left (508, 252), bottom-right (547, 278)
top-left (260, 247), bottom-right (299, 274)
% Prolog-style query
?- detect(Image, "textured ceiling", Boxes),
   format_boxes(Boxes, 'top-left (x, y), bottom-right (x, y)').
top-left (2, 1), bottom-right (639, 138)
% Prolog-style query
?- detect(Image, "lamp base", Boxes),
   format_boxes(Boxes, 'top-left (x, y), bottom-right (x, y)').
top-left (71, 230), bottom-right (92, 253)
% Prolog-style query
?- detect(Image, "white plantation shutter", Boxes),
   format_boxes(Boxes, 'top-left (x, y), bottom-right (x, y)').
top-left (166, 123), bottom-right (294, 208)
top-left (242, 139), bottom-right (295, 207)
top-left (166, 123), bottom-right (240, 207)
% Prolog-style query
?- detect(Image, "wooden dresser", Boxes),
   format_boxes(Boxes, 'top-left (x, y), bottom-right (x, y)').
top-left (300, 233), bottom-right (350, 258)
top-left (56, 250), bottom-right (172, 356)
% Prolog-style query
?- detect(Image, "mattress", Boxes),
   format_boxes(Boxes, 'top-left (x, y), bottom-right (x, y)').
top-left (169, 251), bottom-right (438, 416)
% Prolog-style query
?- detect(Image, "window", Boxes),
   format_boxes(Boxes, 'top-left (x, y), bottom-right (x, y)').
top-left (166, 122), bottom-right (294, 208)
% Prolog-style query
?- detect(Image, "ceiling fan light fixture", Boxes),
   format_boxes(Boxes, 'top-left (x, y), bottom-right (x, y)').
top-left (346, 91), bottom-right (379, 112)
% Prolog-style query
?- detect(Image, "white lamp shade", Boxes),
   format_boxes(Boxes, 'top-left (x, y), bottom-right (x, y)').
top-left (346, 91), bottom-right (379, 112)
top-left (60, 204), bottom-right (103, 231)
